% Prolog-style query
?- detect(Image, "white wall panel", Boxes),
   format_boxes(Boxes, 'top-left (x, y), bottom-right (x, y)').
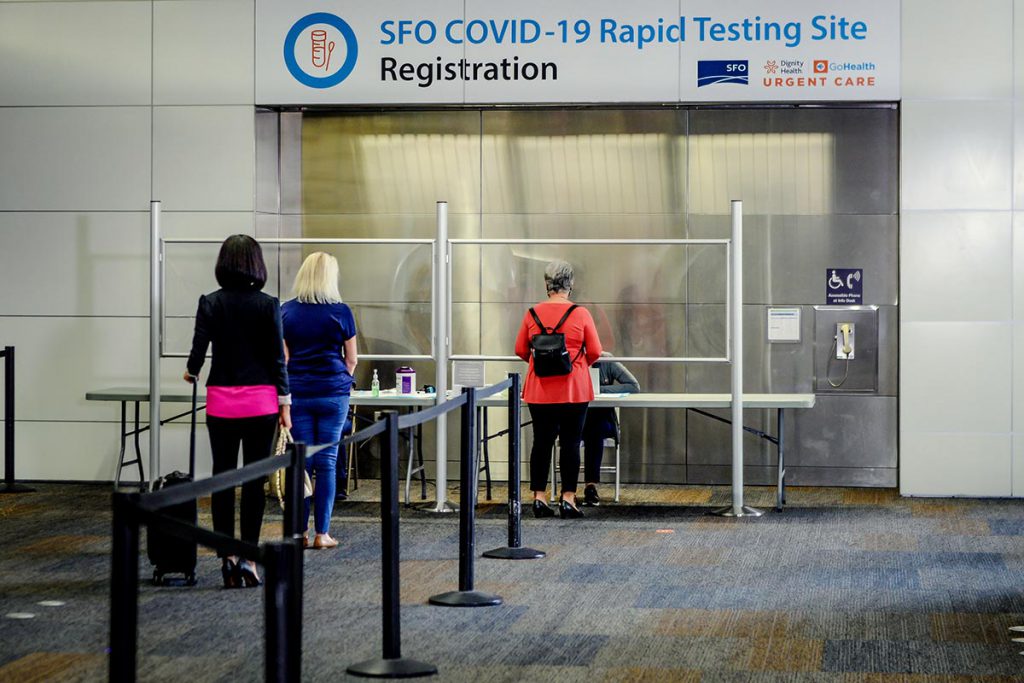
top-left (901, 211), bottom-right (1011, 323)
top-left (902, 0), bottom-right (1013, 100)
top-left (901, 322), bottom-right (1011, 433)
top-left (0, 212), bottom-right (148, 317)
top-left (0, 1), bottom-right (151, 106)
top-left (0, 317), bottom-right (196, 423)
top-left (0, 107), bottom-right (150, 211)
top-left (152, 106), bottom-right (255, 211)
top-left (1015, 324), bottom-right (1024, 432)
top-left (901, 101), bottom-right (1013, 211)
top-left (900, 432), bottom-right (1012, 497)
top-left (1015, 213), bottom-right (1024, 320)
top-left (154, 0), bottom-right (255, 105)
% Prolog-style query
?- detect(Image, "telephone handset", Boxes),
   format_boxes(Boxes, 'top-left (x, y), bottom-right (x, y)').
top-left (827, 322), bottom-right (855, 387)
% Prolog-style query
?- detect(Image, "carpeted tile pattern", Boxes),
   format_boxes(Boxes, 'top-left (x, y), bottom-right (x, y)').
top-left (0, 483), bottom-right (1022, 681)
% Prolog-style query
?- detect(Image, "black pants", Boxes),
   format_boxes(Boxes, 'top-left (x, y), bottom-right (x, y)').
top-left (528, 402), bottom-right (588, 494)
top-left (582, 407), bottom-right (616, 484)
top-left (207, 414), bottom-right (278, 555)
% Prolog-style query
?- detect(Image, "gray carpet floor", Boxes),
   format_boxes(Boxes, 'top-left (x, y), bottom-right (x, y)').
top-left (1, 483), bottom-right (1023, 682)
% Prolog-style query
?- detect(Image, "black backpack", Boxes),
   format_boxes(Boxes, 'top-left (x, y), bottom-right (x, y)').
top-left (528, 305), bottom-right (583, 377)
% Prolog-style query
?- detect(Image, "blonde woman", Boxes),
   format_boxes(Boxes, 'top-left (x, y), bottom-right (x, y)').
top-left (281, 252), bottom-right (358, 549)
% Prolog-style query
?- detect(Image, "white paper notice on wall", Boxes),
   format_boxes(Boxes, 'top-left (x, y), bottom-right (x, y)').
top-left (452, 360), bottom-right (486, 388)
top-left (767, 307), bottom-right (801, 343)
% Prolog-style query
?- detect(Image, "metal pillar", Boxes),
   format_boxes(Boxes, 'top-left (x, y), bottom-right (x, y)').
top-left (149, 201), bottom-right (161, 491)
top-left (715, 200), bottom-right (761, 517)
top-left (432, 201), bottom-right (454, 512)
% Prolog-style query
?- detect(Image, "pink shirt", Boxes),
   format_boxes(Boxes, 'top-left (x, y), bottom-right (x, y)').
top-left (206, 385), bottom-right (278, 419)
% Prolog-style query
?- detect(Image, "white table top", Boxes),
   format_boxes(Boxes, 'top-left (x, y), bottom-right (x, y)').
top-left (87, 387), bottom-right (815, 410)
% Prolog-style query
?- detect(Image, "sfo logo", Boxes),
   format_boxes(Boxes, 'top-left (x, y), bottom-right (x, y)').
top-left (284, 13), bottom-right (358, 88)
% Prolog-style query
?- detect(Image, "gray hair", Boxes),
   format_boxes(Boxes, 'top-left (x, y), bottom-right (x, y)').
top-left (544, 260), bottom-right (574, 294)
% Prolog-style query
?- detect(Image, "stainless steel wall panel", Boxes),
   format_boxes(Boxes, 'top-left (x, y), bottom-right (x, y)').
top-left (300, 111), bottom-right (481, 216)
top-left (685, 466), bottom-right (778, 486)
top-left (788, 466), bottom-right (897, 487)
top-left (790, 395), bottom-right (897, 469)
top-left (686, 408), bottom-right (778, 467)
top-left (481, 109), bottom-right (686, 216)
top-left (687, 214), bottom-right (899, 306)
top-left (255, 110), bottom-right (280, 215)
top-left (480, 213), bottom-right (685, 239)
top-left (688, 108), bottom-right (898, 216)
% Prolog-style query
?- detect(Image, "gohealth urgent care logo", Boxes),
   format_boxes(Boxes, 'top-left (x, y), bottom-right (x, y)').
top-left (284, 13), bottom-right (358, 88)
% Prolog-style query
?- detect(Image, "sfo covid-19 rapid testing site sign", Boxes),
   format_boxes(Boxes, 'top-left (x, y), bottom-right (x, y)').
top-left (256, 0), bottom-right (900, 105)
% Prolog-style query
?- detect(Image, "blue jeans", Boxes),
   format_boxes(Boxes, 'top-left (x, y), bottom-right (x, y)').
top-left (290, 395), bottom-right (350, 535)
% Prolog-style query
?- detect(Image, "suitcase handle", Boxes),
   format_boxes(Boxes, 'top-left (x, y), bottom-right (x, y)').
top-left (188, 379), bottom-right (197, 478)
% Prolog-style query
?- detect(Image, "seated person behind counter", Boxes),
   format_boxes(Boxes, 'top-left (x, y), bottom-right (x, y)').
top-left (582, 352), bottom-right (640, 506)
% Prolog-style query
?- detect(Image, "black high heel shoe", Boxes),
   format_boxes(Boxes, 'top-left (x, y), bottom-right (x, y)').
top-left (559, 496), bottom-right (585, 519)
top-left (221, 558), bottom-right (240, 589)
top-left (532, 499), bottom-right (555, 518)
top-left (238, 561), bottom-right (262, 588)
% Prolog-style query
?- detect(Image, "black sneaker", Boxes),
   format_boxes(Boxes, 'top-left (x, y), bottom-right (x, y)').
top-left (583, 485), bottom-right (600, 507)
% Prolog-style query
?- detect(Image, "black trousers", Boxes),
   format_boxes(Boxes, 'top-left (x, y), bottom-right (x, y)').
top-left (207, 414), bottom-right (278, 556)
top-left (528, 402), bottom-right (588, 494)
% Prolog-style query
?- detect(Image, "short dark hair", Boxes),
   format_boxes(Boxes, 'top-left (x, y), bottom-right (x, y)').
top-left (215, 235), bottom-right (267, 290)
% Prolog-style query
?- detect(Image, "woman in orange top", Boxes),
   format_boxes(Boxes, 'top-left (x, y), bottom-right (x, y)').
top-left (515, 260), bottom-right (603, 519)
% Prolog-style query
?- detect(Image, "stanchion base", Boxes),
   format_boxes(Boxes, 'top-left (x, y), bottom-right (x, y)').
top-left (412, 501), bottom-right (458, 514)
top-left (0, 483), bottom-right (35, 494)
top-left (482, 546), bottom-right (545, 560)
top-left (346, 657), bottom-right (437, 679)
top-left (711, 505), bottom-right (763, 518)
top-left (428, 590), bottom-right (502, 607)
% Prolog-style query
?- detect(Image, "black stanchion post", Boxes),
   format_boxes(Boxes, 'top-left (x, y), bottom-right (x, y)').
top-left (348, 411), bottom-right (436, 678)
top-left (429, 388), bottom-right (502, 607)
top-left (283, 441), bottom-right (305, 663)
top-left (484, 373), bottom-right (544, 560)
top-left (1, 347), bottom-right (33, 494)
top-left (263, 541), bottom-right (302, 683)
top-left (109, 492), bottom-right (140, 683)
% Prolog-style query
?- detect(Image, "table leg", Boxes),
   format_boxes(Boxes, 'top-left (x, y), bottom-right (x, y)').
top-left (776, 409), bottom-right (785, 511)
top-left (133, 402), bottom-right (145, 491)
top-left (114, 401), bottom-right (128, 489)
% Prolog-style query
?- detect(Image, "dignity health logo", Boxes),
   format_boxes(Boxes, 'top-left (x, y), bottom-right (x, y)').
top-left (697, 60), bottom-right (749, 87)
top-left (284, 13), bottom-right (358, 88)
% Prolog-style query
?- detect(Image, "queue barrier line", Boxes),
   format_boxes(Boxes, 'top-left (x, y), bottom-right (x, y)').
top-left (0, 346), bottom-right (33, 494)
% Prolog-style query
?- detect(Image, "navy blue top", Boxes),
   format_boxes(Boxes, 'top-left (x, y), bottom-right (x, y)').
top-left (281, 300), bottom-right (357, 398)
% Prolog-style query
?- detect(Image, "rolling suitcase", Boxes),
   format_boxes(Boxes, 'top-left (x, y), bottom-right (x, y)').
top-left (147, 381), bottom-right (199, 586)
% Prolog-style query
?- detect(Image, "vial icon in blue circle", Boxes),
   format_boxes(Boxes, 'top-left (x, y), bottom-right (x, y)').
top-left (284, 13), bottom-right (358, 89)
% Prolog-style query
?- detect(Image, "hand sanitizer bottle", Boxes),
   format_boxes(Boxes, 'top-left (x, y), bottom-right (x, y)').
top-left (371, 369), bottom-right (380, 397)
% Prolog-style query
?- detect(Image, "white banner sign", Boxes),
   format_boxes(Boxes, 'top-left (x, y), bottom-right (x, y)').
top-left (256, 0), bottom-right (900, 105)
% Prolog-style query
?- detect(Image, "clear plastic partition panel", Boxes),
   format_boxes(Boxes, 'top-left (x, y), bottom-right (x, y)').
top-left (162, 240), bottom-right (433, 358)
top-left (449, 240), bottom-right (728, 387)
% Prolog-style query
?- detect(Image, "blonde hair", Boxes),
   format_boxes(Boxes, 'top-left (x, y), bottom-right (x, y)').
top-left (292, 252), bottom-right (342, 304)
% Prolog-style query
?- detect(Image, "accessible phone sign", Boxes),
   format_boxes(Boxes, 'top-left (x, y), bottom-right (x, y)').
top-left (826, 268), bottom-right (862, 305)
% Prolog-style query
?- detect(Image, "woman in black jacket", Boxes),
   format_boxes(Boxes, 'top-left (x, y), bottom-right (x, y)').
top-left (184, 235), bottom-right (291, 588)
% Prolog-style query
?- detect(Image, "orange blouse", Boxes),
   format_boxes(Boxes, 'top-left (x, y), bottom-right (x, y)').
top-left (514, 301), bottom-right (603, 404)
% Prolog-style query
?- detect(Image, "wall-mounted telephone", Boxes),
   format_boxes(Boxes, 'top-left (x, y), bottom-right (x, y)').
top-left (828, 322), bottom-right (855, 387)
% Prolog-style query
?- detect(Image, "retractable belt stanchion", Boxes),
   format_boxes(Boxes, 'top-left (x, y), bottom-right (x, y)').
top-left (429, 388), bottom-right (503, 606)
top-left (0, 346), bottom-right (33, 494)
top-left (483, 373), bottom-right (544, 560)
top-left (348, 411), bottom-right (437, 678)
top-left (109, 491), bottom-right (140, 683)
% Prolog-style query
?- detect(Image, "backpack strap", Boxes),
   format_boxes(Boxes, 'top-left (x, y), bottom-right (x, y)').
top-left (550, 304), bottom-right (579, 333)
top-left (528, 307), bottom-right (550, 333)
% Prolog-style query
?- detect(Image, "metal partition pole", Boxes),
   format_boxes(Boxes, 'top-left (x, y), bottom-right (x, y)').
top-left (149, 201), bottom-right (161, 490)
top-left (484, 373), bottom-right (544, 560)
top-left (110, 492), bottom-right (140, 682)
top-left (433, 201), bottom-right (453, 512)
top-left (263, 540), bottom-right (302, 683)
top-left (283, 441), bottom-right (305, 642)
top-left (715, 200), bottom-right (761, 518)
top-left (429, 389), bottom-right (502, 607)
top-left (1, 346), bottom-right (32, 494)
